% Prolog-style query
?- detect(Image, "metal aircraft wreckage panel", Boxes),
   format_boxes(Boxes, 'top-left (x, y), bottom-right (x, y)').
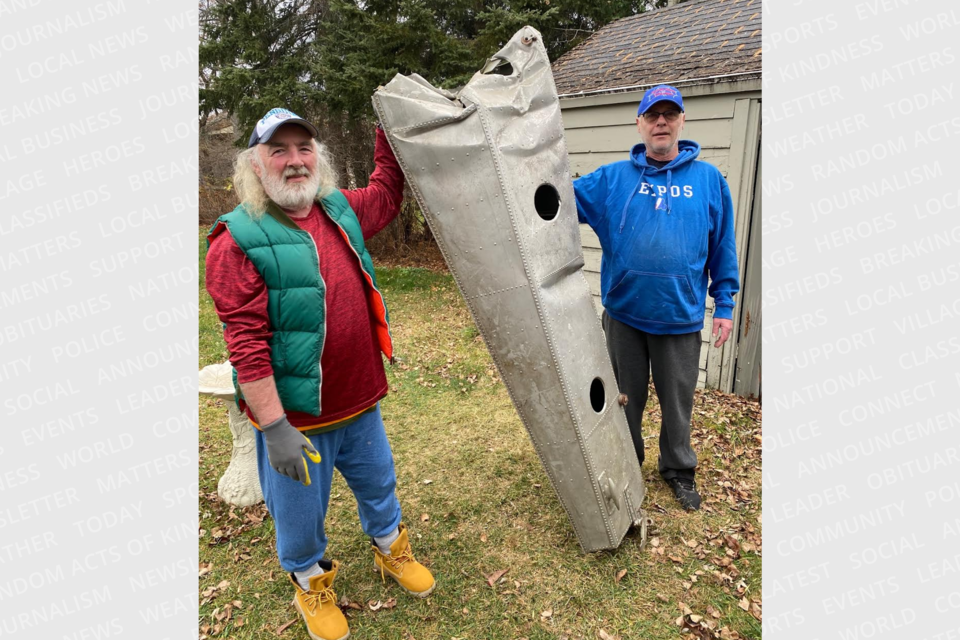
top-left (373, 26), bottom-right (646, 552)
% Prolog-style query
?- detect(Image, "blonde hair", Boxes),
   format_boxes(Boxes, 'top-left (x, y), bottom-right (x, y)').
top-left (232, 139), bottom-right (339, 217)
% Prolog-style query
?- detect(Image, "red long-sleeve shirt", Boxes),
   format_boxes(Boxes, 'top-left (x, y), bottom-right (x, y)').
top-left (206, 128), bottom-right (403, 428)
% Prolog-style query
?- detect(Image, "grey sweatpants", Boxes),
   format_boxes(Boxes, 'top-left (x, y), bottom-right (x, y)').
top-left (602, 311), bottom-right (700, 481)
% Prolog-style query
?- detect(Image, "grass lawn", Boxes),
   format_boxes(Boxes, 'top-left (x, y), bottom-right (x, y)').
top-left (198, 229), bottom-right (763, 640)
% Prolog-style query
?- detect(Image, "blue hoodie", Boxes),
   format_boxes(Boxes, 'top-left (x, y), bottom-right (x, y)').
top-left (573, 140), bottom-right (739, 335)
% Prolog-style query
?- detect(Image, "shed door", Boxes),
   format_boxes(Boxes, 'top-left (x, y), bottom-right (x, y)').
top-left (734, 142), bottom-right (761, 399)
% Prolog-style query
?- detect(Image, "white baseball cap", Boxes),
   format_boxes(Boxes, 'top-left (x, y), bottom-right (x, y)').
top-left (248, 108), bottom-right (319, 147)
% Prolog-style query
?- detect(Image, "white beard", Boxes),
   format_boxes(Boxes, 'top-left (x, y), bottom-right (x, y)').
top-left (261, 166), bottom-right (321, 211)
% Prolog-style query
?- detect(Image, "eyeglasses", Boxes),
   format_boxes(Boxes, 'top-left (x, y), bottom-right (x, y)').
top-left (641, 110), bottom-right (682, 123)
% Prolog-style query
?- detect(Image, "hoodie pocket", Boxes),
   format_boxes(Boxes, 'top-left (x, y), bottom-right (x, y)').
top-left (605, 271), bottom-right (701, 327)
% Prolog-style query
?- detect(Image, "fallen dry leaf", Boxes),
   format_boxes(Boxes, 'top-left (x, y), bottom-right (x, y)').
top-left (540, 609), bottom-right (553, 619)
top-left (480, 533), bottom-right (488, 543)
top-left (338, 595), bottom-right (362, 611)
top-left (598, 630), bottom-right (620, 640)
top-left (485, 568), bottom-right (509, 586)
top-left (724, 535), bottom-right (741, 555)
top-left (420, 513), bottom-right (430, 522)
top-left (738, 597), bottom-right (750, 611)
top-left (615, 569), bottom-right (627, 583)
top-left (277, 619), bottom-right (297, 635)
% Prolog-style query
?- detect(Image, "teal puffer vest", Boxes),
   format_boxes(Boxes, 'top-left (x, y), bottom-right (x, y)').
top-left (208, 191), bottom-right (393, 416)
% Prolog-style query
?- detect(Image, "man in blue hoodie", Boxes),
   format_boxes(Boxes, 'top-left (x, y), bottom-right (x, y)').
top-left (573, 85), bottom-right (740, 511)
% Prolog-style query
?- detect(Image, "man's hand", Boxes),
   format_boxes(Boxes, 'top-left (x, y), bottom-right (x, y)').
top-left (261, 414), bottom-right (322, 485)
top-left (712, 317), bottom-right (733, 348)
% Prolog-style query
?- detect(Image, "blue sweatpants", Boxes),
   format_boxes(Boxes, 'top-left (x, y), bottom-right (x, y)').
top-left (253, 404), bottom-right (402, 573)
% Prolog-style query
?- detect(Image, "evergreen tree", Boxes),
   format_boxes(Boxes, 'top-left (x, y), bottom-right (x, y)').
top-left (200, 0), bottom-right (664, 131)
top-left (200, 0), bottom-right (329, 129)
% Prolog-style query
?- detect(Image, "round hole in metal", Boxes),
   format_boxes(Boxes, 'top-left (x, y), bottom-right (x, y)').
top-left (534, 183), bottom-right (560, 221)
top-left (590, 377), bottom-right (605, 413)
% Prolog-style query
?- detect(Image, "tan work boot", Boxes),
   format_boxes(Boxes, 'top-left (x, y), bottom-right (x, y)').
top-left (290, 560), bottom-right (350, 640)
top-left (372, 523), bottom-right (436, 597)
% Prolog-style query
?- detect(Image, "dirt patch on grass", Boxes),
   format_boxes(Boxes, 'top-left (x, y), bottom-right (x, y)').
top-left (370, 238), bottom-right (448, 272)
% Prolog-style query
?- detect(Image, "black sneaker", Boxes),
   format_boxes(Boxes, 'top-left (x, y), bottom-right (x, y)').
top-left (666, 477), bottom-right (701, 511)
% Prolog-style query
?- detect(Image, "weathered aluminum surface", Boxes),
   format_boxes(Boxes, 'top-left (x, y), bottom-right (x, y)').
top-left (373, 26), bottom-right (645, 552)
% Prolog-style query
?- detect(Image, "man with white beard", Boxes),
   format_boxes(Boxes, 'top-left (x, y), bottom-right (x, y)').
top-left (205, 108), bottom-right (435, 640)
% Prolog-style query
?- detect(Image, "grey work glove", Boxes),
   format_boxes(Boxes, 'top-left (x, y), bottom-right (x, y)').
top-left (261, 414), bottom-right (321, 485)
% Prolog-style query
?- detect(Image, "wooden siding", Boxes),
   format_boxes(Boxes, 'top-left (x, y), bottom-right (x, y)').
top-left (734, 143), bottom-right (762, 398)
top-left (714, 96), bottom-right (761, 391)
top-left (565, 119), bottom-right (733, 155)
top-left (563, 80), bottom-right (761, 391)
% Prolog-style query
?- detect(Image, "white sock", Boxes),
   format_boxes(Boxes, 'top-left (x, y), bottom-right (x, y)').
top-left (374, 527), bottom-right (400, 555)
top-left (294, 562), bottom-right (324, 590)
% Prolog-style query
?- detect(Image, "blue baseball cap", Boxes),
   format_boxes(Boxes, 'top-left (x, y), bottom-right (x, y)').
top-left (248, 108), bottom-right (319, 147)
top-left (637, 85), bottom-right (684, 115)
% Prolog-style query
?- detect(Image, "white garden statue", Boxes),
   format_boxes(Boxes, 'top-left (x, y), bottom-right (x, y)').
top-left (199, 361), bottom-right (263, 507)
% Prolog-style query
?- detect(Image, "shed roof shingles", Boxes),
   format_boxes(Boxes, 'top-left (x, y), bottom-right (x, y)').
top-left (552, 0), bottom-right (761, 94)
